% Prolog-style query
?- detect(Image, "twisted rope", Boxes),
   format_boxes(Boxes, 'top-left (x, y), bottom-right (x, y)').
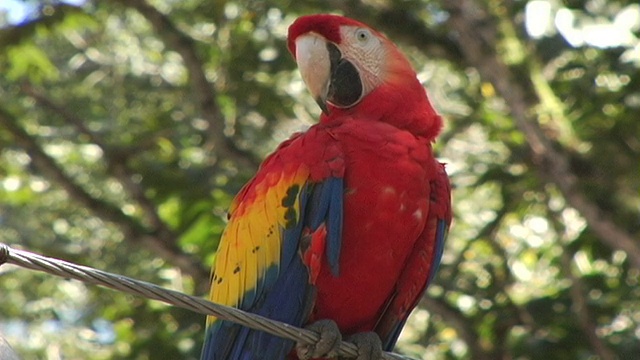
top-left (0, 243), bottom-right (415, 360)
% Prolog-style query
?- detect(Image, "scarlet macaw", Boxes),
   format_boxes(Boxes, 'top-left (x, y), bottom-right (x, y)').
top-left (201, 14), bottom-right (451, 360)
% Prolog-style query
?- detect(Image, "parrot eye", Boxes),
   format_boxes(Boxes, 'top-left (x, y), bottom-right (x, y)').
top-left (355, 29), bottom-right (370, 43)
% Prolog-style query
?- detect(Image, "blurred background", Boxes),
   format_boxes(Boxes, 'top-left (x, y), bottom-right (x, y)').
top-left (0, 0), bottom-right (638, 359)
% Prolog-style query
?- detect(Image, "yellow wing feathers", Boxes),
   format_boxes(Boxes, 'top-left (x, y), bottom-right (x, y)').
top-left (207, 165), bottom-right (310, 325)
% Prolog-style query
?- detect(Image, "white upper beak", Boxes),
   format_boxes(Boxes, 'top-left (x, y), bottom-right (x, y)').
top-left (295, 33), bottom-right (331, 113)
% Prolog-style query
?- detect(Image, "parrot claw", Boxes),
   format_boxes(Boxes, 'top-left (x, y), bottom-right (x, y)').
top-left (296, 319), bottom-right (342, 359)
top-left (346, 332), bottom-right (383, 360)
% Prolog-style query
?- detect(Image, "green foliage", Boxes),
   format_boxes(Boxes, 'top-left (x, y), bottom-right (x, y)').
top-left (0, 0), bottom-right (638, 359)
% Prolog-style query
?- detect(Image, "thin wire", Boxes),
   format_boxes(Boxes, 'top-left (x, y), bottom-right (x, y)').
top-left (0, 243), bottom-right (415, 360)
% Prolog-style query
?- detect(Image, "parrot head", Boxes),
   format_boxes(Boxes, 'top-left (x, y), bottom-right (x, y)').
top-left (288, 14), bottom-right (441, 138)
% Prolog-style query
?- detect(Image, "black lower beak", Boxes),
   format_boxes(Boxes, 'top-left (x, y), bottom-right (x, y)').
top-left (326, 43), bottom-right (363, 109)
top-left (315, 97), bottom-right (330, 115)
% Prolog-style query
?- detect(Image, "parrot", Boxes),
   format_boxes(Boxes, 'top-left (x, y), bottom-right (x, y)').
top-left (201, 14), bottom-right (451, 360)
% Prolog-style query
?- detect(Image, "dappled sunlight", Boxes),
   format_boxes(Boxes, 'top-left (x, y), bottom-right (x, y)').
top-left (0, 0), bottom-right (638, 359)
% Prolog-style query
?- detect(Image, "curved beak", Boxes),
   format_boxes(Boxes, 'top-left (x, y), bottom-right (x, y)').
top-left (295, 33), bottom-right (331, 114)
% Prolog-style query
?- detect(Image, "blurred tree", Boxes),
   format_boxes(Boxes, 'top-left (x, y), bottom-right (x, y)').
top-left (0, 0), bottom-right (638, 359)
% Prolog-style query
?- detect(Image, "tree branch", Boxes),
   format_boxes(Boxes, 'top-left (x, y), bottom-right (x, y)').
top-left (109, 0), bottom-right (259, 171)
top-left (21, 84), bottom-right (172, 233)
top-left (441, 0), bottom-right (640, 267)
top-left (0, 105), bottom-right (208, 284)
top-left (337, 2), bottom-right (464, 65)
top-left (546, 207), bottom-right (617, 359)
top-left (561, 248), bottom-right (617, 359)
top-left (420, 297), bottom-right (491, 360)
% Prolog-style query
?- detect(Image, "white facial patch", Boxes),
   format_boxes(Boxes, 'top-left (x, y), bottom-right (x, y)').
top-left (338, 25), bottom-right (386, 94)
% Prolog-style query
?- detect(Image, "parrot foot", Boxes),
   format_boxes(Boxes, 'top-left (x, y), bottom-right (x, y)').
top-left (296, 319), bottom-right (342, 360)
top-left (346, 332), bottom-right (383, 360)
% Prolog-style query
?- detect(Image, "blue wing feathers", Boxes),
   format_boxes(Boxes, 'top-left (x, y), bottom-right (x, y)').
top-left (427, 219), bottom-right (448, 285)
top-left (202, 236), bottom-right (310, 359)
top-left (243, 255), bottom-right (311, 359)
top-left (201, 177), bottom-right (344, 360)
top-left (306, 181), bottom-right (331, 230)
top-left (382, 318), bottom-right (408, 352)
top-left (325, 178), bottom-right (343, 276)
top-left (302, 178), bottom-right (343, 276)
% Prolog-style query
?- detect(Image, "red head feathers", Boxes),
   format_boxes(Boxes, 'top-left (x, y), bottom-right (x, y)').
top-left (287, 14), bottom-right (442, 139)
